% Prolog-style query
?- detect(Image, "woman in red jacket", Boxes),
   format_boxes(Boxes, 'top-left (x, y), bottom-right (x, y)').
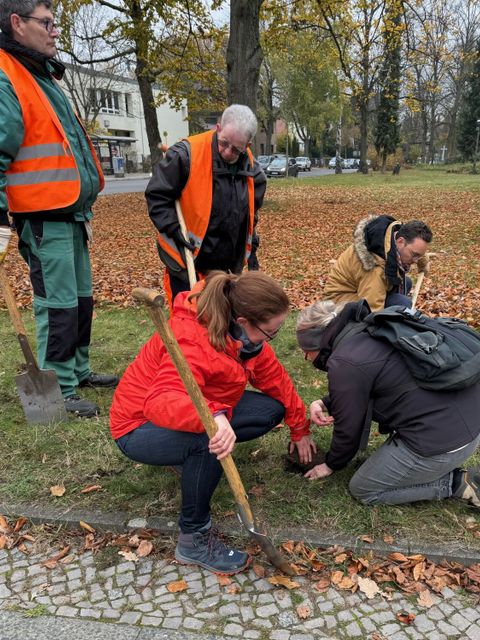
top-left (110, 271), bottom-right (315, 575)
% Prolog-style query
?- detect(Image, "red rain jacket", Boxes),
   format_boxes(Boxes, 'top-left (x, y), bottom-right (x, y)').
top-left (110, 290), bottom-right (310, 442)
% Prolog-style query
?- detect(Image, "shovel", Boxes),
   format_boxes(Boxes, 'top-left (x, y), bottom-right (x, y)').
top-left (133, 287), bottom-right (294, 575)
top-left (0, 264), bottom-right (67, 425)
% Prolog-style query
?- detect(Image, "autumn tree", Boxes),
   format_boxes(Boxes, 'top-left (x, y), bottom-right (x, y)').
top-left (315, 0), bottom-right (396, 173)
top-left (457, 40), bottom-right (480, 162)
top-left (374, 1), bottom-right (402, 172)
top-left (58, 0), bottom-right (225, 167)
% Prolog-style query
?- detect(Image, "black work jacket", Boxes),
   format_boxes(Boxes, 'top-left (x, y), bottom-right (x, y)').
top-left (322, 331), bottom-right (480, 470)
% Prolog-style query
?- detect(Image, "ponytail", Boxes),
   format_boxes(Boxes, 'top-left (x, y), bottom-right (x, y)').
top-left (190, 270), bottom-right (290, 351)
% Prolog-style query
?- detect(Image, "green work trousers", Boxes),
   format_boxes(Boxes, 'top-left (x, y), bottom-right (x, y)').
top-left (17, 219), bottom-right (93, 397)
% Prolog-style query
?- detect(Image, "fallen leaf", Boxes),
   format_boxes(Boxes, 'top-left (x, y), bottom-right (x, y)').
top-left (313, 577), bottom-right (331, 591)
top-left (0, 535), bottom-right (7, 549)
top-left (268, 575), bottom-right (300, 589)
top-left (58, 554), bottom-right (75, 565)
top-left (167, 579), bottom-right (188, 593)
top-left (0, 516), bottom-right (10, 533)
top-left (136, 540), bottom-right (153, 557)
top-left (396, 611), bottom-right (416, 625)
top-left (217, 574), bottom-right (232, 586)
top-left (335, 553), bottom-right (347, 563)
top-left (383, 535), bottom-right (394, 544)
top-left (253, 563), bottom-right (266, 578)
top-left (356, 575), bottom-right (381, 599)
top-left (413, 561), bottom-right (426, 581)
top-left (248, 484), bottom-right (265, 497)
top-left (281, 540), bottom-right (295, 554)
top-left (41, 545), bottom-right (70, 568)
top-left (388, 552), bottom-right (408, 563)
top-left (50, 485), bottom-right (66, 497)
top-left (330, 570), bottom-right (344, 585)
top-left (360, 535), bottom-right (374, 543)
top-left (79, 520), bottom-right (95, 533)
top-left (296, 604), bottom-right (311, 619)
top-left (226, 583), bottom-right (241, 594)
top-left (417, 589), bottom-right (435, 608)
top-left (13, 517), bottom-right (27, 532)
top-left (80, 484), bottom-right (102, 494)
top-left (118, 549), bottom-right (138, 562)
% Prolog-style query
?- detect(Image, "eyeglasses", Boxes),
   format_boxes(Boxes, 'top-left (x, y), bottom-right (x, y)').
top-left (251, 322), bottom-right (283, 341)
top-left (217, 138), bottom-right (246, 156)
top-left (18, 15), bottom-right (59, 33)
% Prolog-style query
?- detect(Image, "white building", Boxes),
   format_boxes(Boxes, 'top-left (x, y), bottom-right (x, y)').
top-left (60, 65), bottom-right (189, 174)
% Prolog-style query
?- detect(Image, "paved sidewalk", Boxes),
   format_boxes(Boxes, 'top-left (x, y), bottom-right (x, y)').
top-left (0, 537), bottom-right (479, 640)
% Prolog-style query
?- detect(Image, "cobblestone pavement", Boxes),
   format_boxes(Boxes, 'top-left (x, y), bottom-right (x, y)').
top-left (0, 542), bottom-right (479, 640)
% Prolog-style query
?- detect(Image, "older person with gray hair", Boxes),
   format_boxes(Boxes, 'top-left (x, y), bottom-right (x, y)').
top-left (146, 104), bottom-right (266, 308)
top-left (296, 298), bottom-right (480, 509)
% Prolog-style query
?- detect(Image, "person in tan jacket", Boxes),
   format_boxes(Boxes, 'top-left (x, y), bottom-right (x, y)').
top-left (323, 215), bottom-right (432, 311)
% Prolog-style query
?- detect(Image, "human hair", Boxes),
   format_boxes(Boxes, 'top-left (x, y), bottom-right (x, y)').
top-left (396, 220), bottom-right (432, 244)
top-left (0, 0), bottom-right (52, 33)
top-left (296, 300), bottom-right (345, 332)
top-left (192, 270), bottom-right (289, 350)
top-left (220, 104), bottom-right (258, 142)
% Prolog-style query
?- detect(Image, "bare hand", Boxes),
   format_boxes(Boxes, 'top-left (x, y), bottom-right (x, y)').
top-left (304, 462), bottom-right (333, 481)
top-left (209, 413), bottom-right (236, 460)
top-left (289, 435), bottom-right (317, 465)
top-left (310, 400), bottom-right (334, 427)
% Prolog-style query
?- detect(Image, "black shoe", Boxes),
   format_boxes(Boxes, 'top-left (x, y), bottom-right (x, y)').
top-left (78, 372), bottom-right (119, 389)
top-left (64, 394), bottom-right (99, 418)
top-left (453, 468), bottom-right (480, 508)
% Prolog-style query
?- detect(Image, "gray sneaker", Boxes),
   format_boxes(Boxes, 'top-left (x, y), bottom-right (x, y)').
top-left (454, 468), bottom-right (480, 507)
top-left (175, 524), bottom-right (250, 575)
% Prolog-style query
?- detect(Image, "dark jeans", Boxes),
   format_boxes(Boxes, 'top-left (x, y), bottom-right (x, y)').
top-left (385, 276), bottom-right (412, 308)
top-left (115, 390), bottom-right (284, 533)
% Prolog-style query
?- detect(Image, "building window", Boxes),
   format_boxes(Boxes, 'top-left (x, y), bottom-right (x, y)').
top-left (125, 93), bottom-right (133, 117)
top-left (89, 89), bottom-right (121, 115)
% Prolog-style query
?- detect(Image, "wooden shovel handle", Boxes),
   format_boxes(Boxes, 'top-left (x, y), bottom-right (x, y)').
top-left (0, 263), bottom-right (38, 369)
top-left (175, 201), bottom-right (197, 289)
top-left (411, 271), bottom-right (425, 309)
top-left (132, 288), bottom-right (255, 521)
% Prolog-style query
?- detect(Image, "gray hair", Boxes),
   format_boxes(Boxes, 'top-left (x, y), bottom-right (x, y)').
top-left (220, 104), bottom-right (258, 141)
top-left (0, 0), bottom-right (52, 33)
top-left (296, 300), bottom-right (345, 332)
top-left (296, 300), bottom-right (346, 352)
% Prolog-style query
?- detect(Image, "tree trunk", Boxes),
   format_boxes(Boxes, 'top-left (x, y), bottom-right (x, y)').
top-left (136, 57), bottom-right (162, 168)
top-left (226, 0), bottom-right (264, 115)
top-left (359, 99), bottom-right (368, 174)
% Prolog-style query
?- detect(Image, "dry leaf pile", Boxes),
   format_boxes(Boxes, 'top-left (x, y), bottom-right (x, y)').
top-left (1, 514), bottom-right (479, 609)
top-left (2, 187), bottom-right (479, 326)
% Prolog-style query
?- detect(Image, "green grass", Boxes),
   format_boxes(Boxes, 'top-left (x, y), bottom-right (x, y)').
top-left (0, 306), bottom-right (479, 550)
top-left (296, 166), bottom-right (480, 191)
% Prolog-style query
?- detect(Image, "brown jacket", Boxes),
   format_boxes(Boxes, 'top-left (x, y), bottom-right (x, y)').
top-left (323, 215), bottom-right (428, 312)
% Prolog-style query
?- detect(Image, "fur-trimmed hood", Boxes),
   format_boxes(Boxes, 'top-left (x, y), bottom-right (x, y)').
top-left (353, 214), bottom-right (400, 272)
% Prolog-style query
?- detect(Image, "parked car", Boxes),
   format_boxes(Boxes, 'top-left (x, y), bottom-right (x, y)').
top-left (266, 156), bottom-right (299, 178)
top-left (257, 155), bottom-right (277, 171)
top-left (344, 158), bottom-right (358, 169)
top-left (295, 156), bottom-right (312, 171)
top-left (328, 156), bottom-right (344, 169)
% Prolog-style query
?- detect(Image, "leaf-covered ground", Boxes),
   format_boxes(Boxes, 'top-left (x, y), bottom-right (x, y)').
top-left (3, 180), bottom-right (480, 325)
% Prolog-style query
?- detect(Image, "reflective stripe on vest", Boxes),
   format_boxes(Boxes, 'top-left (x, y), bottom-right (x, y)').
top-left (157, 130), bottom-right (255, 270)
top-left (0, 50), bottom-right (104, 213)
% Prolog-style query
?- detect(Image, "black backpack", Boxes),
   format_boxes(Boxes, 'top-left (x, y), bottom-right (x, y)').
top-left (335, 305), bottom-right (480, 392)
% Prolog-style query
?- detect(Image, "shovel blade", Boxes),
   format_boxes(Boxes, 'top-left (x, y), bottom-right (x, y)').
top-left (237, 504), bottom-right (294, 576)
top-left (15, 368), bottom-right (67, 425)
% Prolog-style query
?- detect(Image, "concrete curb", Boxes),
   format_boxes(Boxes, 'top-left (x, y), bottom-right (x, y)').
top-left (1, 501), bottom-right (478, 567)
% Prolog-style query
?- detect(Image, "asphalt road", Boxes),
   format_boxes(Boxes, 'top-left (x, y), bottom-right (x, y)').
top-left (100, 168), bottom-right (356, 195)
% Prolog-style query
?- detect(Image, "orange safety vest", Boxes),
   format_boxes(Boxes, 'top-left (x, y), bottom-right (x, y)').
top-left (157, 130), bottom-right (255, 270)
top-left (0, 50), bottom-right (104, 213)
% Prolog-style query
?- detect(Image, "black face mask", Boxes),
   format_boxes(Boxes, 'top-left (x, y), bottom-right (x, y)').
top-left (229, 321), bottom-right (264, 361)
